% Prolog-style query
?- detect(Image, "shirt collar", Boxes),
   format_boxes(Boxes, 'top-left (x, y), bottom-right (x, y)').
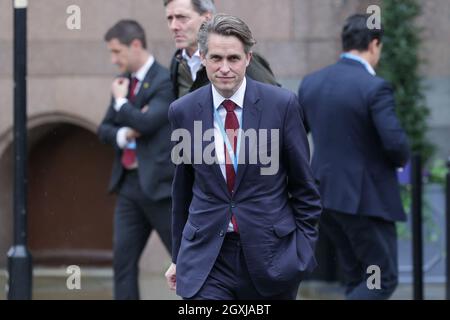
top-left (212, 77), bottom-right (246, 111)
top-left (132, 55), bottom-right (155, 82)
top-left (181, 48), bottom-right (201, 62)
top-left (340, 52), bottom-right (376, 76)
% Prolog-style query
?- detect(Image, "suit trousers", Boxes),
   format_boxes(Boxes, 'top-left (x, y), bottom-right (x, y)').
top-left (113, 170), bottom-right (172, 300)
top-left (319, 209), bottom-right (398, 300)
top-left (185, 232), bottom-right (300, 300)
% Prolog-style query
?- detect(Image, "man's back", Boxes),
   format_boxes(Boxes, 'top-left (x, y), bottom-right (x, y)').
top-left (299, 57), bottom-right (410, 221)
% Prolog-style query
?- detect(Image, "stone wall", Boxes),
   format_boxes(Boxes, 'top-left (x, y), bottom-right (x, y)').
top-left (0, 0), bottom-right (448, 268)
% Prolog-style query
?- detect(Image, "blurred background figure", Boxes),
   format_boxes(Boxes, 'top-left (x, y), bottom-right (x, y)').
top-left (98, 20), bottom-right (175, 300)
top-left (163, 0), bottom-right (278, 98)
top-left (298, 14), bottom-right (410, 299)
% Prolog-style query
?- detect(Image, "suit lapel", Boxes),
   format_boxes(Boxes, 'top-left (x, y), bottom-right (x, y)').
top-left (234, 78), bottom-right (262, 195)
top-left (133, 62), bottom-right (159, 108)
top-left (197, 86), bottom-right (229, 196)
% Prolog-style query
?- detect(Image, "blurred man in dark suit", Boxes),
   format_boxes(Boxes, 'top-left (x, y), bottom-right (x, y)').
top-left (98, 20), bottom-right (175, 299)
top-left (298, 14), bottom-right (410, 299)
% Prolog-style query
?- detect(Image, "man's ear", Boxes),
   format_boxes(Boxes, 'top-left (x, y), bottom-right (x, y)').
top-left (200, 52), bottom-right (207, 66)
top-left (368, 39), bottom-right (379, 54)
top-left (246, 51), bottom-right (253, 67)
top-left (130, 38), bottom-right (143, 50)
top-left (202, 12), bottom-right (213, 22)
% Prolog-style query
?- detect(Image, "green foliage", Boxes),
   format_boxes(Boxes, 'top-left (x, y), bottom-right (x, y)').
top-left (397, 185), bottom-right (412, 239)
top-left (397, 184), bottom-right (442, 243)
top-left (378, 0), bottom-right (435, 164)
top-left (426, 158), bottom-right (448, 184)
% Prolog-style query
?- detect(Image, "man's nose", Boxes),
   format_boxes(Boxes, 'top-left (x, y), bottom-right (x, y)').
top-left (219, 61), bottom-right (230, 73)
top-left (111, 55), bottom-right (118, 65)
top-left (169, 19), bottom-right (180, 32)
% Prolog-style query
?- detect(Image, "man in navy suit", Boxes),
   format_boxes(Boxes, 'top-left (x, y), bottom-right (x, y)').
top-left (165, 14), bottom-right (322, 300)
top-left (298, 14), bottom-right (410, 299)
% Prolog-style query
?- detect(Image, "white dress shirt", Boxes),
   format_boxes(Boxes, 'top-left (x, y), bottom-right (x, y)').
top-left (340, 52), bottom-right (376, 76)
top-left (212, 78), bottom-right (246, 232)
top-left (182, 49), bottom-right (202, 82)
top-left (115, 55), bottom-right (155, 149)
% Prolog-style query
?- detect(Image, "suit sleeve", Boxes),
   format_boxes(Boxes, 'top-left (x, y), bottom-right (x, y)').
top-left (115, 79), bottom-right (175, 137)
top-left (168, 104), bottom-right (194, 264)
top-left (369, 81), bottom-right (410, 167)
top-left (297, 82), bottom-right (311, 134)
top-left (283, 93), bottom-right (322, 248)
top-left (97, 98), bottom-right (121, 151)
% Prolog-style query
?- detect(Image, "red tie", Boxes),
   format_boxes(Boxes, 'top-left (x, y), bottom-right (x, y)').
top-left (128, 77), bottom-right (139, 103)
top-left (223, 99), bottom-right (239, 233)
top-left (121, 77), bottom-right (139, 169)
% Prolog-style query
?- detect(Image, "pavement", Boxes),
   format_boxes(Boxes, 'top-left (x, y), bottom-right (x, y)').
top-left (0, 268), bottom-right (178, 300)
top-left (0, 268), bottom-right (446, 300)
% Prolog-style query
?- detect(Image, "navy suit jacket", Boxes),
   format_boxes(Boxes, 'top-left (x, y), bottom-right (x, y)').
top-left (298, 58), bottom-right (410, 222)
top-left (169, 77), bottom-right (322, 298)
top-left (98, 61), bottom-right (175, 201)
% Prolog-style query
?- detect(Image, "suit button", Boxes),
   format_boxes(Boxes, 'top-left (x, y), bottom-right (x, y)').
top-left (219, 230), bottom-right (224, 237)
top-left (230, 202), bottom-right (236, 208)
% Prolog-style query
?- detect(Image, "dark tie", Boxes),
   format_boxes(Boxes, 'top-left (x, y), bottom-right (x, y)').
top-left (121, 77), bottom-right (139, 169)
top-left (223, 99), bottom-right (239, 233)
top-left (128, 77), bottom-right (139, 103)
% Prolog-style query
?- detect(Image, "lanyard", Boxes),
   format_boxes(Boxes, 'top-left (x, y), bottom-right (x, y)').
top-left (126, 140), bottom-right (136, 150)
top-left (213, 106), bottom-right (242, 173)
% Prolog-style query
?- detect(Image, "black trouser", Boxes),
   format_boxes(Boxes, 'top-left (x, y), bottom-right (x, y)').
top-left (113, 170), bottom-right (172, 300)
top-left (319, 209), bottom-right (398, 300)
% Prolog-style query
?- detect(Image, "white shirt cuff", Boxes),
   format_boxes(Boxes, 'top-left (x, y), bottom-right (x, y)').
top-left (114, 98), bottom-right (128, 112)
top-left (116, 127), bottom-right (131, 149)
